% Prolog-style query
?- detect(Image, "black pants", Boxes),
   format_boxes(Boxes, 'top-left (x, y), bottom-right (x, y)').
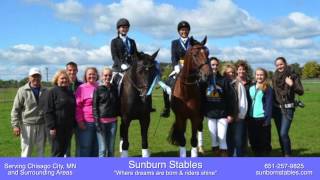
top-left (51, 126), bottom-right (73, 157)
top-left (248, 119), bottom-right (272, 157)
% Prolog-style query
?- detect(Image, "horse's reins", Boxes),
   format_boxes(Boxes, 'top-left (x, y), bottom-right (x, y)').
top-left (181, 47), bottom-right (208, 85)
top-left (126, 63), bottom-right (155, 96)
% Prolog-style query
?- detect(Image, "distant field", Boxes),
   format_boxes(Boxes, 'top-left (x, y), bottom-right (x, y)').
top-left (0, 81), bottom-right (319, 157)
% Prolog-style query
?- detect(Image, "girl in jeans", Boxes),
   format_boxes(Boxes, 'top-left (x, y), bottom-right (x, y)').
top-left (272, 57), bottom-right (304, 157)
top-left (93, 67), bottom-right (119, 157)
top-left (75, 67), bottom-right (99, 157)
top-left (248, 68), bottom-right (273, 157)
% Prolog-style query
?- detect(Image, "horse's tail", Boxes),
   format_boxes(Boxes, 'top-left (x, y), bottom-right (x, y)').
top-left (167, 122), bottom-right (179, 146)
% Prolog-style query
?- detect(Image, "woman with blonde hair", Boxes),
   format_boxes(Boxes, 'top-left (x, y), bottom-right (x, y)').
top-left (45, 70), bottom-right (76, 157)
top-left (223, 63), bottom-right (248, 157)
top-left (93, 67), bottom-right (119, 157)
top-left (248, 68), bottom-right (273, 156)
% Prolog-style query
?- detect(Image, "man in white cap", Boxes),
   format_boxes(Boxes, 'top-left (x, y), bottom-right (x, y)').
top-left (11, 67), bottom-right (47, 157)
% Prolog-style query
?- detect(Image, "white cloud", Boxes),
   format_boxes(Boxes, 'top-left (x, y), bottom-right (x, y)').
top-left (13, 44), bottom-right (35, 51)
top-left (90, 0), bottom-right (261, 38)
top-left (26, 0), bottom-right (262, 38)
top-left (264, 12), bottom-right (320, 39)
top-left (218, 46), bottom-right (278, 64)
top-left (0, 42), bottom-right (171, 80)
top-left (182, 0), bottom-right (262, 37)
top-left (52, 0), bottom-right (85, 22)
top-left (213, 44), bottom-right (320, 70)
top-left (273, 38), bottom-right (314, 49)
top-left (0, 44), bottom-right (111, 66)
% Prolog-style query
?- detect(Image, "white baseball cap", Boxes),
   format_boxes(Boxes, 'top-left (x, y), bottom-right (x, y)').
top-left (29, 68), bottom-right (41, 76)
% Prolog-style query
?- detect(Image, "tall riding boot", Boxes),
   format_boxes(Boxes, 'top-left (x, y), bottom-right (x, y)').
top-left (147, 96), bottom-right (156, 112)
top-left (160, 91), bottom-right (170, 118)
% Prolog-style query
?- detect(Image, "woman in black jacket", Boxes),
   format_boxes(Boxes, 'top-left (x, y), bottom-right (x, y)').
top-left (110, 18), bottom-right (138, 73)
top-left (45, 70), bottom-right (76, 157)
top-left (272, 57), bottom-right (304, 157)
top-left (93, 67), bottom-right (119, 157)
top-left (205, 57), bottom-right (237, 156)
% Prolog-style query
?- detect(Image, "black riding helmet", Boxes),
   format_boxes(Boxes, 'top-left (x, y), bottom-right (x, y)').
top-left (117, 18), bottom-right (130, 28)
top-left (177, 21), bottom-right (190, 31)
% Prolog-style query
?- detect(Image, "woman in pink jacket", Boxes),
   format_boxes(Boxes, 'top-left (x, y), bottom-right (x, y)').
top-left (75, 67), bottom-right (99, 157)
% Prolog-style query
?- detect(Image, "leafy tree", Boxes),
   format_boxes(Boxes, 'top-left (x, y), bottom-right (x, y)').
top-left (302, 61), bottom-right (320, 79)
top-left (268, 71), bottom-right (274, 79)
top-left (19, 77), bottom-right (28, 87)
top-left (290, 63), bottom-right (302, 77)
top-left (160, 63), bottom-right (172, 81)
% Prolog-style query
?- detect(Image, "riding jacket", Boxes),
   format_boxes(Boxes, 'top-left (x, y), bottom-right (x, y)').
top-left (171, 37), bottom-right (191, 68)
top-left (111, 36), bottom-right (138, 72)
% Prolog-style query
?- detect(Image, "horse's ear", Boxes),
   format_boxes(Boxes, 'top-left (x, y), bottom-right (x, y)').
top-left (136, 51), bottom-right (143, 60)
top-left (201, 36), bottom-right (207, 46)
top-left (190, 36), bottom-right (195, 46)
top-left (151, 49), bottom-right (160, 60)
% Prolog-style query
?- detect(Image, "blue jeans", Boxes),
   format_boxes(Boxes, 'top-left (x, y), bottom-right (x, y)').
top-left (273, 107), bottom-right (295, 156)
top-left (97, 122), bottom-right (117, 157)
top-left (77, 122), bottom-right (98, 157)
top-left (227, 120), bottom-right (245, 157)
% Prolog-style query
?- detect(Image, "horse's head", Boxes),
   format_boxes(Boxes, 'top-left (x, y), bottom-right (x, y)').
top-left (131, 49), bottom-right (159, 102)
top-left (183, 36), bottom-right (211, 83)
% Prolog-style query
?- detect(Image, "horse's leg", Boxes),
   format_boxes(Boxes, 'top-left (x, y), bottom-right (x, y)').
top-left (197, 116), bottom-right (205, 154)
top-left (139, 115), bottom-right (150, 157)
top-left (190, 116), bottom-right (201, 157)
top-left (119, 120), bottom-right (124, 153)
top-left (178, 116), bottom-right (187, 157)
top-left (120, 118), bottom-right (131, 157)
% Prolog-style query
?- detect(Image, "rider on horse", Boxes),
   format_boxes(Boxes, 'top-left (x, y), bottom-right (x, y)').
top-left (111, 18), bottom-right (137, 73)
top-left (110, 18), bottom-right (158, 112)
top-left (160, 21), bottom-right (192, 118)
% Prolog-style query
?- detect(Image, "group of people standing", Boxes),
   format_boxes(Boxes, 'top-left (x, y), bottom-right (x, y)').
top-left (10, 18), bottom-right (304, 157)
top-left (11, 63), bottom-right (119, 157)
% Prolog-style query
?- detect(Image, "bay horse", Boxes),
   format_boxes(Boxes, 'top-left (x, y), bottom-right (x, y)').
top-left (168, 37), bottom-right (210, 157)
top-left (119, 50), bottom-right (159, 157)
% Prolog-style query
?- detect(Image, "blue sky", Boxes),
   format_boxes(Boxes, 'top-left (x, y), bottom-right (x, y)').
top-left (0, 0), bottom-right (319, 80)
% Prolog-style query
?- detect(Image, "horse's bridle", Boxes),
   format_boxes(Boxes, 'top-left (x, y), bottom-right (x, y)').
top-left (182, 46), bottom-right (208, 85)
top-left (127, 62), bottom-right (155, 97)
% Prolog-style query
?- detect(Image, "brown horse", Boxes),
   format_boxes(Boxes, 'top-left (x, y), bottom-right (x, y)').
top-left (119, 50), bottom-right (159, 157)
top-left (168, 37), bottom-right (210, 157)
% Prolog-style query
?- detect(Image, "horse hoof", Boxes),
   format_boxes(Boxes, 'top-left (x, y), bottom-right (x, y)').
top-left (121, 150), bottom-right (128, 158)
top-left (191, 147), bottom-right (198, 158)
top-left (198, 146), bottom-right (205, 155)
top-left (179, 146), bottom-right (186, 157)
top-left (142, 149), bottom-right (150, 158)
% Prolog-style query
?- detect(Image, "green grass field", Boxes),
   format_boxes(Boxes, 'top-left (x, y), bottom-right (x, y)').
top-left (0, 82), bottom-right (319, 157)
